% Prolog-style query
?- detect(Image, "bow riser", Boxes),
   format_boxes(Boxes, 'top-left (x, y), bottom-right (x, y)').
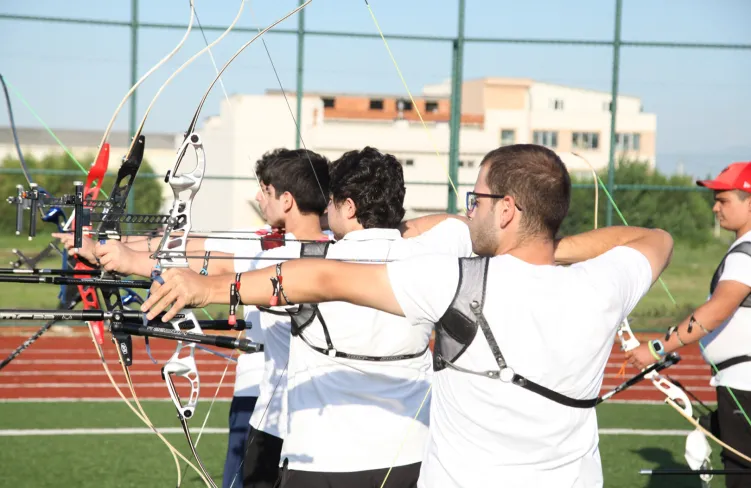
top-left (154, 133), bottom-right (206, 420)
top-left (155, 133), bottom-right (205, 269)
top-left (617, 318), bottom-right (693, 416)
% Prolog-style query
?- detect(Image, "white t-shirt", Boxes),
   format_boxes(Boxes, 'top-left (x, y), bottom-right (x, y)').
top-left (700, 229), bottom-right (751, 390)
top-left (204, 228), bottom-right (268, 397)
top-left (238, 233), bottom-right (304, 439)
top-left (387, 245), bottom-right (653, 488)
top-left (269, 220), bottom-right (473, 473)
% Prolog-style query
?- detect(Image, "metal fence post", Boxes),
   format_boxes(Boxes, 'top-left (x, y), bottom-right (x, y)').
top-left (295, 0), bottom-right (305, 150)
top-left (127, 0), bottom-right (139, 227)
top-left (606, 0), bottom-right (623, 227)
top-left (447, 0), bottom-right (466, 214)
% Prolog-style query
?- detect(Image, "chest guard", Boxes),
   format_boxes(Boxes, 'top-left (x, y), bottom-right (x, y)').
top-left (286, 241), bottom-right (331, 334)
top-left (706, 241), bottom-right (751, 373)
top-left (434, 257), bottom-right (599, 409)
top-left (710, 241), bottom-right (751, 308)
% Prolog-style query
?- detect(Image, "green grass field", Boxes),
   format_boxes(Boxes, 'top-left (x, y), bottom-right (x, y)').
top-left (0, 234), bottom-right (731, 330)
top-left (0, 401), bottom-right (725, 487)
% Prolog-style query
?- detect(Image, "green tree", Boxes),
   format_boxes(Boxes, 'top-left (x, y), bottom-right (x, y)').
top-left (560, 159), bottom-right (715, 246)
top-left (0, 152), bottom-right (164, 234)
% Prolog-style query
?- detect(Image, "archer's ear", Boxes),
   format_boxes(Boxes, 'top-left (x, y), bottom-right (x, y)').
top-left (281, 191), bottom-right (295, 213)
top-left (345, 198), bottom-right (357, 219)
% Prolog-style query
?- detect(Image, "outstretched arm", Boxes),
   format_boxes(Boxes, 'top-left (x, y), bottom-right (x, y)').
top-left (93, 240), bottom-right (237, 277)
top-left (141, 259), bottom-right (404, 322)
top-left (554, 226), bottom-right (673, 284)
top-left (626, 279), bottom-right (750, 370)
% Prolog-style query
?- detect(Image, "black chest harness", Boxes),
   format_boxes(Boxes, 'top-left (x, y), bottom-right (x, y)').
top-left (710, 241), bottom-right (751, 308)
top-left (260, 242), bottom-right (429, 362)
top-left (707, 241), bottom-right (751, 373)
top-left (434, 257), bottom-right (599, 409)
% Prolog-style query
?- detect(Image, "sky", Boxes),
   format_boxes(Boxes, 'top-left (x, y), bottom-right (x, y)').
top-left (1, 0), bottom-right (750, 178)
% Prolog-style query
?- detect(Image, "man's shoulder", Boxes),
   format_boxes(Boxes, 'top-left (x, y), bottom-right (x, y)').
top-left (573, 246), bottom-right (650, 271)
top-left (257, 241), bottom-right (303, 258)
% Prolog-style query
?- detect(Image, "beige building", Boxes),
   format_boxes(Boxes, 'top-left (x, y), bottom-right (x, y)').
top-left (1, 77), bottom-right (656, 232)
top-left (198, 77), bottom-right (656, 230)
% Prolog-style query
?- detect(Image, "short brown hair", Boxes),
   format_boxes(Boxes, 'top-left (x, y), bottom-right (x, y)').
top-left (480, 144), bottom-right (571, 238)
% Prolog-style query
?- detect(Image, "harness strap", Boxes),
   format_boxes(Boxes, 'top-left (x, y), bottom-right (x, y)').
top-left (299, 329), bottom-right (429, 361)
top-left (474, 310), bottom-right (600, 409)
top-left (715, 355), bottom-right (751, 373)
top-left (442, 257), bottom-right (598, 409)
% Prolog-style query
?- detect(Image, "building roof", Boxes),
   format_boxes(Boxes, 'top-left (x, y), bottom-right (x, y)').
top-left (0, 127), bottom-right (177, 149)
top-left (264, 89), bottom-right (449, 100)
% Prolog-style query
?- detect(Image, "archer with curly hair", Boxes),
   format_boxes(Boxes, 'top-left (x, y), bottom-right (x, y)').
top-left (326, 146), bottom-right (406, 238)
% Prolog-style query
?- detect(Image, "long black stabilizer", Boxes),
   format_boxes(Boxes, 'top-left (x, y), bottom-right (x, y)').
top-left (0, 275), bottom-right (152, 288)
top-left (597, 353), bottom-right (681, 404)
top-left (110, 322), bottom-right (260, 353)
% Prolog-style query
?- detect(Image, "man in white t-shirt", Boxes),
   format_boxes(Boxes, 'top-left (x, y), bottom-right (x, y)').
top-left (626, 161), bottom-right (751, 488)
top-left (143, 144), bottom-right (674, 487)
top-left (88, 148), bottom-right (332, 488)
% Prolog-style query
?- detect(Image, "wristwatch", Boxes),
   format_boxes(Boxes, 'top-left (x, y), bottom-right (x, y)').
top-left (649, 339), bottom-right (666, 359)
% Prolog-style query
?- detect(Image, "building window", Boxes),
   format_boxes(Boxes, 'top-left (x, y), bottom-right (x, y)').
top-left (500, 129), bottom-right (515, 146)
top-left (551, 99), bottom-right (564, 111)
top-left (369, 99), bottom-right (384, 110)
top-left (458, 160), bottom-right (475, 168)
top-left (397, 99), bottom-right (413, 111)
top-left (572, 132), bottom-right (600, 150)
top-left (398, 158), bottom-right (414, 166)
top-left (322, 97), bottom-right (335, 108)
top-left (603, 101), bottom-right (612, 112)
top-left (616, 133), bottom-right (641, 151)
top-left (533, 130), bottom-right (558, 148)
top-left (425, 101), bottom-right (439, 113)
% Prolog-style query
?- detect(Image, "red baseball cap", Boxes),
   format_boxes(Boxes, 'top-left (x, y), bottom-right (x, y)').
top-left (696, 162), bottom-right (751, 193)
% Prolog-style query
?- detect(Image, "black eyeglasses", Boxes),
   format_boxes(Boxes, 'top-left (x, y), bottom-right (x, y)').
top-left (466, 191), bottom-right (523, 212)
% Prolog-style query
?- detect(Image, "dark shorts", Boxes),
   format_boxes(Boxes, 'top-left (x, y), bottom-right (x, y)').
top-left (699, 386), bottom-right (751, 488)
top-left (242, 427), bottom-right (284, 488)
top-left (221, 396), bottom-right (257, 488)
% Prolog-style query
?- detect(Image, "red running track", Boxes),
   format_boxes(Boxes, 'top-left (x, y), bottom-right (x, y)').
top-left (0, 331), bottom-right (717, 403)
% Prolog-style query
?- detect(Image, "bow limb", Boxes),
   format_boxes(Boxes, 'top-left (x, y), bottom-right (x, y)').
top-left (0, 73), bottom-right (33, 188)
top-left (93, 319), bottom-right (212, 488)
top-left (178, 0), bottom-right (311, 146)
top-left (96, 0), bottom-right (195, 155)
top-left (667, 398), bottom-right (751, 465)
top-left (125, 0), bottom-right (247, 158)
top-left (162, 312), bottom-right (218, 488)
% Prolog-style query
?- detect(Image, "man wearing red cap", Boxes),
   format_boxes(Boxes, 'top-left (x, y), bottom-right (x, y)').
top-left (627, 161), bottom-right (751, 487)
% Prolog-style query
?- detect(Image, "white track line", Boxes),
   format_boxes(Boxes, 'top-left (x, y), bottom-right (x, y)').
top-left (4, 370), bottom-right (235, 377)
top-left (5, 359), bottom-right (234, 365)
top-left (0, 427), bottom-right (226, 436)
top-left (0, 382), bottom-right (235, 389)
top-left (0, 398), bottom-right (231, 403)
top-left (0, 427), bottom-right (695, 437)
top-left (598, 428), bottom-right (692, 436)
